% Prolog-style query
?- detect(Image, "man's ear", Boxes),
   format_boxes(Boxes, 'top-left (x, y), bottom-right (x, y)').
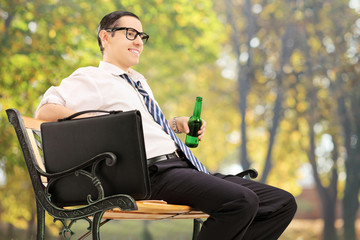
top-left (99, 30), bottom-right (110, 49)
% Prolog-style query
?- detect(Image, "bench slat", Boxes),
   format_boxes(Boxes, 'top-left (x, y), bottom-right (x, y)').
top-left (26, 129), bottom-right (46, 171)
top-left (103, 200), bottom-right (209, 220)
top-left (22, 116), bottom-right (44, 131)
top-left (102, 211), bottom-right (209, 220)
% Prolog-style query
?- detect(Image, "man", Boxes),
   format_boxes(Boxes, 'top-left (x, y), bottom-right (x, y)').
top-left (36, 11), bottom-right (297, 240)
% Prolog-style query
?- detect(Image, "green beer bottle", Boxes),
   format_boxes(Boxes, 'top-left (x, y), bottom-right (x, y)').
top-left (185, 96), bottom-right (203, 148)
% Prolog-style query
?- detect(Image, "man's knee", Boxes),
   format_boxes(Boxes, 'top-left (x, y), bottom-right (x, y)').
top-left (213, 189), bottom-right (259, 221)
top-left (285, 192), bottom-right (297, 217)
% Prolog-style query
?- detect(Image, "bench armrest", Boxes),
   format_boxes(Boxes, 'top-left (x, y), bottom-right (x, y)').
top-left (36, 152), bottom-right (116, 178)
top-left (236, 169), bottom-right (258, 179)
top-left (39, 152), bottom-right (117, 204)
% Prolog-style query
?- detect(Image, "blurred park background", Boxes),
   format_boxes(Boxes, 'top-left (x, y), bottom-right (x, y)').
top-left (1, 0), bottom-right (360, 239)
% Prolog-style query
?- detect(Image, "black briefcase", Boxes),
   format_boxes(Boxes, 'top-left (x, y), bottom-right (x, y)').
top-left (40, 110), bottom-right (150, 207)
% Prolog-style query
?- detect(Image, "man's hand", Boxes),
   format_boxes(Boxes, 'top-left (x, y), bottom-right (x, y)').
top-left (173, 117), bottom-right (206, 141)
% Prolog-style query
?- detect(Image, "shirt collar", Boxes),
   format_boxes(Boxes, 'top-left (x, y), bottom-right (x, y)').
top-left (99, 61), bottom-right (127, 76)
top-left (98, 61), bottom-right (144, 80)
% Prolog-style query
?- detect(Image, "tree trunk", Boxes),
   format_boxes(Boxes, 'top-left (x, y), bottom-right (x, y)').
top-left (260, 87), bottom-right (282, 183)
top-left (337, 85), bottom-right (360, 240)
top-left (322, 194), bottom-right (338, 240)
top-left (26, 208), bottom-right (36, 239)
top-left (307, 124), bottom-right (338, 240)
top-left (260, 24), bottom-right (297, 183)
top-left (342, 138), bottom-right (360, 240)
top-left (142, 221), bottom-right (153, 240)
top-left (343, 165), bottom-right (360, 240)
top-left (7, 223), bottom-right (15, 239)
top-left (225, 0), bottom-right (254, 170)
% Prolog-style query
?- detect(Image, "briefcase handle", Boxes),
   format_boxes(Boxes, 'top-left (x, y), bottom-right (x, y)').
top-left (58, 110), bottom-right (122, 122)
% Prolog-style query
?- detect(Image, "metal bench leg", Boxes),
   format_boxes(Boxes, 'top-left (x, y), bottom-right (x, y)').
top-left (192, 218), bottom-right (203, 240)
top-left (91, 212), bottom-right (105, 240)
top-left (36, 200), bottom-right (45, 240)
top-left (78, 219), bottom-right (111, 240)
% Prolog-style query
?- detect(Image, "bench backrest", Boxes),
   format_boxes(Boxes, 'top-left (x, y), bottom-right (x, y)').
top-left (6, 109), bottom-right (48, 185)
top-left (22, 116), bottom-right (47, 182)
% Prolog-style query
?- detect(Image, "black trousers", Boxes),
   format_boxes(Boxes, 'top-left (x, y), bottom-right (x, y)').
top-left (149, 158), bottom-right (297, 240)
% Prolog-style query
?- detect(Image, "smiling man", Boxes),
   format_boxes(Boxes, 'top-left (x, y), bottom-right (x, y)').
top-left (36, 11), bottom-right (297, 240)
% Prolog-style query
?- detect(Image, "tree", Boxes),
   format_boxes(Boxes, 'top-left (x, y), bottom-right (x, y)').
top-left (216, 0), bottom-right (360, 239)
top-left (300, 1), bottom-right (360, 238)
top-left (336, 61), bottom-right (360, 240)
top-left (221, 0), bottom-right (303, 184)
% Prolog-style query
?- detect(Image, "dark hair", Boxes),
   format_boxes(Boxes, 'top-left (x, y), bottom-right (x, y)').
top-left (97, 11), bottom-right (140, 54)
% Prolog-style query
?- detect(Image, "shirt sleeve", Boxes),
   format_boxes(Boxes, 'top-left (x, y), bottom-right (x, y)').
top-left (36, 67), bottom-right (103, 113)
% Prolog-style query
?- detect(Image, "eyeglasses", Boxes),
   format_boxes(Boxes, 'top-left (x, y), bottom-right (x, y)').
top-left (106, 27), bottom-right (149, 44)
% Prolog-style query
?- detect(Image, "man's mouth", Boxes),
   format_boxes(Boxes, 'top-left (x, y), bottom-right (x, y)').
top-left (129, 48), bottom-right (140, 56)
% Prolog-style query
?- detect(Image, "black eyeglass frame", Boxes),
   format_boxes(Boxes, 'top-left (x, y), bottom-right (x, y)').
top-left (105, 27), bottom-right (149, 44)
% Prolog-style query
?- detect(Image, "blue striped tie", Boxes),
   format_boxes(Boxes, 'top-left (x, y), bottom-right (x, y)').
top-left (121, 74), bottom-right (208, 173)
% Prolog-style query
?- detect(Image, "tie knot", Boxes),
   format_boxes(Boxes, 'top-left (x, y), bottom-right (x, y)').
top-left (120, 73), bottom-right (136, 85)
top-left (120, 73), bottom-right (130, 81)
top-left (120, 74), bottom-right (148, 97)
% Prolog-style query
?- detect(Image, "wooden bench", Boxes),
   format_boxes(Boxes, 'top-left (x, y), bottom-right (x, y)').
top-left (6, 108), bottom-right (258, 240)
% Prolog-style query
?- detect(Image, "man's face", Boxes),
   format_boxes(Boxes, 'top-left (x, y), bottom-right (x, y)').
top-left (102, 16), bottom-right (144, 71)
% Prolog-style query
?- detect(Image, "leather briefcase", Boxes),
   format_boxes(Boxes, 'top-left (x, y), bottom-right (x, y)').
top-left (40, 110), bottom-right (150, 207)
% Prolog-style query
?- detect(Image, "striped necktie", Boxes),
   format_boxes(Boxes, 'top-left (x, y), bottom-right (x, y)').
top-left (120, 74), bottom-right (208, 173)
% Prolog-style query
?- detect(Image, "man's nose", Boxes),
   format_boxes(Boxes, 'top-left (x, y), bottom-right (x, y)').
top-left (134, 34), bottom-right (143, 45)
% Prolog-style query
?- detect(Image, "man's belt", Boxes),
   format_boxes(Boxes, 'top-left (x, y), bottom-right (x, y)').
top-left (147, 150), bottom-right (181, 166)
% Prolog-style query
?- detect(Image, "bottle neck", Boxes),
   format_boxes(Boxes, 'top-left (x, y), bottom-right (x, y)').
top-left (193, 100), bottom-right (202, 117)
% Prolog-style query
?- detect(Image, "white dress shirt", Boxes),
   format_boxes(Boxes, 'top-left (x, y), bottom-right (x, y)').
top-left (37, 61), bottom-right (178, 159)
